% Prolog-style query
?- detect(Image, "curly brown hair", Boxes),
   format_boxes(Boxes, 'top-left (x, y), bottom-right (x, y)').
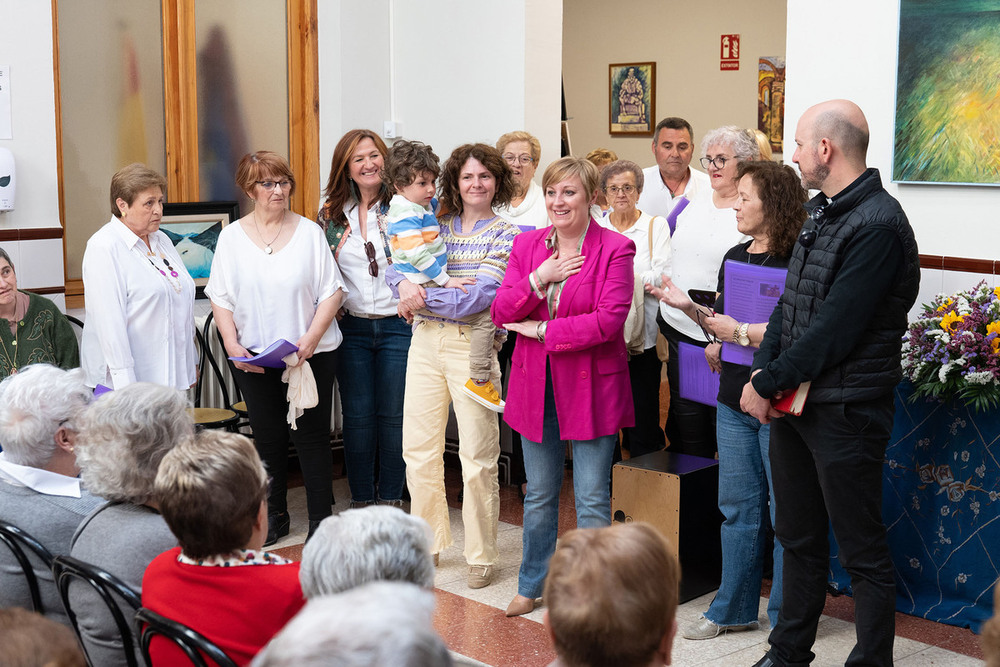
top-left (737, 161), bottom-right (807, 259)
top-left (319, 129), bottom-right (392, 229)
top-left (436, 144), bottom-right (515, 218)
top-left (382, 140), bottom-right (440, 193)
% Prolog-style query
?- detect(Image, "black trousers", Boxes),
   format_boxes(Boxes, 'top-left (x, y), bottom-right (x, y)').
top-left (233, 350), bottom-right (338, 521)
top-left (766, 395), bottom-right (896, 667)
top-left (621, 346), bottom-right (666, 458)
top-left (498, 333), bottom-right (525, 486)
top-left (657, 317), bottom-right (717, 458)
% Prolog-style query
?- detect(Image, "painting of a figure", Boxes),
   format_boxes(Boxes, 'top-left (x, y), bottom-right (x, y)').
top-left (893, 0), bottom-right (1000, 185)
top-left (610, 62), bottom-right (655, 136)
top-left (758, 56), bottom-right (785, 154)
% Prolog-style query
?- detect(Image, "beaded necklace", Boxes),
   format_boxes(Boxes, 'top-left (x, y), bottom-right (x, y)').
top-left (142, 247), bottom-right (182, 294)
top-left (0, 300), bottom-right (22, 375)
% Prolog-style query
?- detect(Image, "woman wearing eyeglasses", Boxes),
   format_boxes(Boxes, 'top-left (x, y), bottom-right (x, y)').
top-left (206, 151), bottom-right (346, 546)
top-left (656, 126), bottom-right (758, 459)
top-left (596, 160), bottom-right (672, 458)
top-left (494, 131), bottom-right (548, 231)
top-left (318, 129), bottom-right (411, 509)
top-left (648, 160), bottom-right (806, 641)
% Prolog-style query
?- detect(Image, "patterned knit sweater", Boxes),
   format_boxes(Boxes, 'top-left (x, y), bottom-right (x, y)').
top-left (414, 213), bottom-right (519, 326)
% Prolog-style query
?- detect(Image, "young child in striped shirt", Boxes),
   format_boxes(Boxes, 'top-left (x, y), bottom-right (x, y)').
top-left (385, 140), bottom-right (504, 412)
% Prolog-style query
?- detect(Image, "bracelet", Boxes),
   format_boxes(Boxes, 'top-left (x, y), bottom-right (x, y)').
top-left (732, 324), bottom-right (741, 344)
top-left (536, 321), bottom-right (547, 343)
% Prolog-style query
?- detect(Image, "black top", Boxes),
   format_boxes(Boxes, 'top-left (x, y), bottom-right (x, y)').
top-left (716, 240), bottom-right (790, 411)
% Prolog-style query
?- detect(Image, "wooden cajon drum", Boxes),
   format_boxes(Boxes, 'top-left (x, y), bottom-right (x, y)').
top-left (612, 450), bottom-right (723, 602)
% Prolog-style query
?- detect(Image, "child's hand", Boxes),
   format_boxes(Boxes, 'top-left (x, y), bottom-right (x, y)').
top-left (444, 277), bottom-right (476, 293)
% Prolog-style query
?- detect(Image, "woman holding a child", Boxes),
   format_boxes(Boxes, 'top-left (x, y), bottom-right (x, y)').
top-left (392, 142), bottom-right (518, 590)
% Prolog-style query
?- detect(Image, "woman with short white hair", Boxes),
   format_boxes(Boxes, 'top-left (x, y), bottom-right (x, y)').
top-left (69, 383), bottom-right (193, 667)
top-left (0, 365), bottom-right (102, 626)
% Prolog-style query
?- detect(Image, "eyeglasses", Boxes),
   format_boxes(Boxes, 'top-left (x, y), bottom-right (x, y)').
top-left (605, 184), bottom-right (636, 195)
top-left (502, 154), bottom-right (534, 165)
top-left (256, 180), bottom-right (292, 190)
top-left (699, 156), bottom-right (731, 170)
top-left (364, 241), bottom-right (379, 277)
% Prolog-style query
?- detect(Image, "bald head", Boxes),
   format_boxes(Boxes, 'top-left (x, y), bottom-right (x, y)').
top-left (794, 99), bottom-right (870, 194)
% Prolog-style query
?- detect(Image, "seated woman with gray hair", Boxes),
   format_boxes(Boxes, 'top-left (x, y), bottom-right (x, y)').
top-left (252, 582), bottom-right (452, 667)
top-left (300, 505), bottom-right (434, 597)
top-left (0, 365), bottom-right (102, 626)
top-left (142, 430), bottom-right (305, 665)
top-left (69, 383), bottom-right (193, 667)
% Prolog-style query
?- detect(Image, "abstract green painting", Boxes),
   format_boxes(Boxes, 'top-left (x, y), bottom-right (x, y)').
top-left (893, 0), bottom-right (1000, 185)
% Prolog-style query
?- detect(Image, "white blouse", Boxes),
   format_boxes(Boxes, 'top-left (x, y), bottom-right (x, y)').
top-left (494, 180), bottom-right (549, 232)
top-left (81, 218), bottom-right (197, 390)
top-left (598, 211), bottom-right (673, 349)
top-left (205, 216), bottom-right (346, 354)
top-left (336, 203), bottom-right (398, 317)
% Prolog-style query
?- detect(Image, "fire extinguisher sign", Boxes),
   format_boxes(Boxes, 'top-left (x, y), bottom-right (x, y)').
top-left (720, 34), bottom-right (740, 71)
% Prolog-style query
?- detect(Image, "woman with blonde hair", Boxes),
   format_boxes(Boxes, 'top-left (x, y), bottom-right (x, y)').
top-left (584, 148), bottom-right (618, 218)
top-left (494, 131), bottom-right (547, 231)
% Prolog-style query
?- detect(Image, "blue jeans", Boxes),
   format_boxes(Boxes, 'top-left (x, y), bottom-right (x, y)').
top-left (706, 402), bottom-right (783, 628)
top-left (337, 313), bottom-right (411, 503)
top-left (518, 371), bottom-right (616, 598)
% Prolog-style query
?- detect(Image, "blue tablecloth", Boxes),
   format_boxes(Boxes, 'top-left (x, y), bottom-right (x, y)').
top-left (829, 382), bottom-right (999, 632)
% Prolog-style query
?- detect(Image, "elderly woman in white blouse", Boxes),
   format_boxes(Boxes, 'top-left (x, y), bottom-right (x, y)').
top-left (598, 159), bottom-right (672, 458)
top-left (81, 164), bottom-right (196, 390)
top-left (206, 151), bottom-right (346, 547)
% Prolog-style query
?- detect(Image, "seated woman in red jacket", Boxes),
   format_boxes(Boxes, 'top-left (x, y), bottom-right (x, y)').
top-left (142, 430), bottom-right (304, 665)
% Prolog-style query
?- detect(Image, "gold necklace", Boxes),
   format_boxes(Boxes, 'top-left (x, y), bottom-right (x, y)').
top-left (252, 209), bottom-right (285, 255)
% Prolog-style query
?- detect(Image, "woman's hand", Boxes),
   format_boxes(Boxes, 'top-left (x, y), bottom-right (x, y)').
top-left (645, 275), bottom-right (692, 311)
top-left (503, 320), bottom-right (542, 338)
top-left (536, 251), bottom-right (585, 285)
top-left (397, 280), bottom-right (427, 315)
top-left (705, 342), bottom-right (723, 373)
top-left (293, 331), bottom-right (321, 366)
top-left (224, 342), bottom-right (265, 374)
top-left (704, 312), bottom-right (739, 341)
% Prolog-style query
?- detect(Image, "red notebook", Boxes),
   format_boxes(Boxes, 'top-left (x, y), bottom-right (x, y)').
top-left (771, 381), bottom-right (811, 416)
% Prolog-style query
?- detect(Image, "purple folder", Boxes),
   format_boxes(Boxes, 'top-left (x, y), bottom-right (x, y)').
top-left (677, 341), bottom-right (720, 407)
top-left (720, 260), bottom-right (788, 366)
top-left (229, 339), bottom-right (299, 369)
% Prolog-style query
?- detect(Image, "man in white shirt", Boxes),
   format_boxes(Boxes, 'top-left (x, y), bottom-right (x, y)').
top-left (636, 117), bottom-right (711, 222)
top-left (0, 365), bottom-right (103, 625)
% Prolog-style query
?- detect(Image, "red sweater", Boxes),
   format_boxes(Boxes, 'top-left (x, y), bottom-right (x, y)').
top-left (142, 547), bottom-right (305, 665)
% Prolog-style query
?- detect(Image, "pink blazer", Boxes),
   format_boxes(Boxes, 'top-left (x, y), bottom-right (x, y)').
top-left (492, 221), bottom-right (636, 442)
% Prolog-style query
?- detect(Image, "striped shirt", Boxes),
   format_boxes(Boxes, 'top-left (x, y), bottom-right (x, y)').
top-left (387, 194), bottom-right (449, 285)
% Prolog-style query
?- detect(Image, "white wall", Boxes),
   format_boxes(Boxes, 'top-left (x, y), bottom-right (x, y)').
top-left (0, 0), bottom-right (66, 293)
top-left (318, 0), bottom-right (563, 191)
top-left (785, 1), bottom-right (1000, 292)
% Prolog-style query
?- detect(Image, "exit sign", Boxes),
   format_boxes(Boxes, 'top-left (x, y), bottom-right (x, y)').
top-left (720, 34), bottom-right (740, 70)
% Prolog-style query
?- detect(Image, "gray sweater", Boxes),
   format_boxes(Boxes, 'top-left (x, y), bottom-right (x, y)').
top-left (0, 479), bottom-right (103, 626)
top-left (69, 501), bottom-right (177, 667)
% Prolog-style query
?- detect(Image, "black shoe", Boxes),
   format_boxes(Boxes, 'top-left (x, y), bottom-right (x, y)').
top-left (264, 512), bottom-right (290, 547)
top-left (306, 519), bottom-right (323, 542)
top-left (751, 655), bottom-right (777, 667)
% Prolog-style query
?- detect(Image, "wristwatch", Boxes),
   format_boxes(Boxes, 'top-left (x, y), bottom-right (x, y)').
top-left (734, 322), bottom-right (751, 347)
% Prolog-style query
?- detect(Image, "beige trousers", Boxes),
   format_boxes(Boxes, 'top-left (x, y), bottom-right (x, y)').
top-left (402, 320), bottom-right (501, 566)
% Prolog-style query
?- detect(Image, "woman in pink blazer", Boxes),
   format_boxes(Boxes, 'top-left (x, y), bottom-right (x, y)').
top-left (492, 156), bottom-right (635, 617)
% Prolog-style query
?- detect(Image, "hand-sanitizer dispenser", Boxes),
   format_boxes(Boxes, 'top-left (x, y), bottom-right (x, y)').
top-left (0, 147), bottom-right (14, 211)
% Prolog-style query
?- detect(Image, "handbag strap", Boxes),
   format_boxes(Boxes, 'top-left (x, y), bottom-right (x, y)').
top-left (665, 196), bottom-right (690, 236)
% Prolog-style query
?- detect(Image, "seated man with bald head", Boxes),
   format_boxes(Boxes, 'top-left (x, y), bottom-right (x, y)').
top-left (741, 99), bottom-right (920, 667)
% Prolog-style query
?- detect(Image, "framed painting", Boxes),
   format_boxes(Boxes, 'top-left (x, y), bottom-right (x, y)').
top-left (609, 62), bottom-right (655, 136)
top-left (893, 0), bottom-right (1000, 185)
top-left (161, 201), bottom-right (239, 295)
top-left (758, 56), bottom-right (785, 154)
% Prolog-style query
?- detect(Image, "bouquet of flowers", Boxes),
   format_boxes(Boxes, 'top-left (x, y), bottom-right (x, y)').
top-left (901, 281), bottom-right (1000, 412)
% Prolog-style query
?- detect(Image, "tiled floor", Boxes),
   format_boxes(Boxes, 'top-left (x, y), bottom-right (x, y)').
top-left (271, 467), bottom-right (985, 666)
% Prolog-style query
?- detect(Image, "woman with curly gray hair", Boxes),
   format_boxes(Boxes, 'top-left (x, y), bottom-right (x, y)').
top-left (68, 382), bottom-right (193, 667)
top-left (655, 126), bottom-right (758, 459)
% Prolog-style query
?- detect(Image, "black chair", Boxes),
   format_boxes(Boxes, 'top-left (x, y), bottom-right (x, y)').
top-left (203, 311), bottom-right (250, 425)
top-left (51, 554), bottom-right (142, 667)
top-left (0, 520), bottom-right (55, 613)
top-left (135, 607), bottom-right (238, 667)
top-left (192, 324), bottom-right (240, 431)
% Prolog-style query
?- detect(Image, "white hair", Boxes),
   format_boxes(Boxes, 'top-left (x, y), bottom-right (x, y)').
top-left (0, 365), bottom-right (90, 468)
top-left (252, 582), bottom-right (451, 667)
top-left (300, 506), bottom-right (434, 598)
top-left (701, 125), bottom-right (760, 162)
top-left (75, 383), bottom-right (193, 504)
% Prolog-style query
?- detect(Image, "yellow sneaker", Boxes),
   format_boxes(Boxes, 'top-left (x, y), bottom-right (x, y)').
top-left (462, 379), bottom-right (505, 413)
